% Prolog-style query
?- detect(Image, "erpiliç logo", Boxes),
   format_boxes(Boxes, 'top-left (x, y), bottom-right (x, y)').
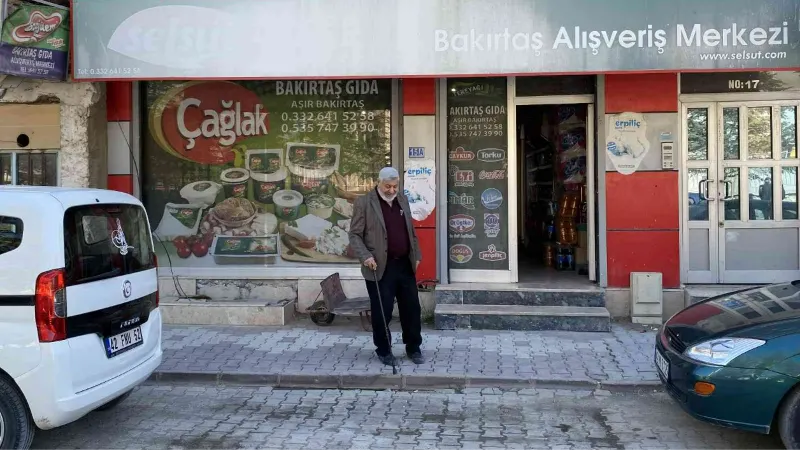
top-left (11, 10), bottom-right (63, 44)
top-left (407, 167), bottom-right (433, 177)
top-left (615, 119), bottom-right (641, 128)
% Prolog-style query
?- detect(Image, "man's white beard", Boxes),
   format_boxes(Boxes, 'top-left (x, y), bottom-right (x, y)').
top-left (378, 190), bottom-right (397, 203)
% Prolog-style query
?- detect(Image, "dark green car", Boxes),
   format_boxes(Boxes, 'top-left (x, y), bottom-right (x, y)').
top-left (655, 281), bottom-right (800, 449)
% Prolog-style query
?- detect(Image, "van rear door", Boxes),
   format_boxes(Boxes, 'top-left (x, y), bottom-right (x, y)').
top-left (62, 203), bottom-right (160, 393)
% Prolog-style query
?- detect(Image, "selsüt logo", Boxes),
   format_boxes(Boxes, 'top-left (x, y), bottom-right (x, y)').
top-left (11, 10), bottom-right (63, 44)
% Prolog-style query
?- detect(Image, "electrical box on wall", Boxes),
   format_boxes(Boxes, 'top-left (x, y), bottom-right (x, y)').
top-left (631, 272), bottom-right (663, 325)
top-left (661, 142), bottom-right (675, 170)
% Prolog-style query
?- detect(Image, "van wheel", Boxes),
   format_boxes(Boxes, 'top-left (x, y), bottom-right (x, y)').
top-left (95, 390), bottom-right (133, 412)
top-left (0, 377), bottom-right (34, 450)
top-left (779, 385), bottom-right (800, 449)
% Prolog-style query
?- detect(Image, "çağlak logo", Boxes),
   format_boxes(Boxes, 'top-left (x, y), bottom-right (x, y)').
top-left (149, 81), bottom-right (268, 165)
top-left (11, 10), bottom-right (63, 44)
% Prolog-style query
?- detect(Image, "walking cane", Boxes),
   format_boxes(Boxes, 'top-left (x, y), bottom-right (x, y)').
top-left (373, 267), bottom-right (398, 375)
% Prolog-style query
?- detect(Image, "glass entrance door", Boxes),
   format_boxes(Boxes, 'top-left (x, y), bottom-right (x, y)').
top-left (684, 101), bottom-right (800, 284)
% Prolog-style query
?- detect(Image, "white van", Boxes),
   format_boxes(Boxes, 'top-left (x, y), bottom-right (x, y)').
top-left (0, 187), bottom-right (162, 449)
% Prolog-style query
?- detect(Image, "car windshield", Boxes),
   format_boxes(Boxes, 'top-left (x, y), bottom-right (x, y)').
top-left (63, 204), bottom-right (155, 286)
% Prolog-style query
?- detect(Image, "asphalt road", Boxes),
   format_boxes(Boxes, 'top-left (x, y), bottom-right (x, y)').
top-left (31, 382), bottom-right (783, 450)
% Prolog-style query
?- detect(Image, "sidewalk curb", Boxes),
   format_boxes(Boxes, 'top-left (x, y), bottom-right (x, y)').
top-left (149, 370), bottom-right (663, 392)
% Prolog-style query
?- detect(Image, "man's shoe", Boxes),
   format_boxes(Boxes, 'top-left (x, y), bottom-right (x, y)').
top-left (378, 353), bottom-right (396, 366)
top-left (408, 351), bottom-right (425, 365)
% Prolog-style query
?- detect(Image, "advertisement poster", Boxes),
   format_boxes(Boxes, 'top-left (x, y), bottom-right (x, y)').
top-left (606, 112), bottom-right (650, 175)
top-left (446, 77), bottom-right (509, 271)
top-left (404, 162), bottom-right (435, 222)
top-left (142, 80), bottom-right (392, 268)
top-left (0, 2), bottom-right (69, 80)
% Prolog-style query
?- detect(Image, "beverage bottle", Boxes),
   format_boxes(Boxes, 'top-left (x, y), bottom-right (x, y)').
top-left (565, 247), bottom-right (575, 270)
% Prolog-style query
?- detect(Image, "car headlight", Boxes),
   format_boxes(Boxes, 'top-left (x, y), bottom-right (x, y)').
top-left (684, 338), bottom-right (765, 366)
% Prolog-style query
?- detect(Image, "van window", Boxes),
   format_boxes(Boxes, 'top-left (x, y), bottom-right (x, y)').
top-left (63, 204), bottom-right (155, 287)
top-left (0, 216), bottom-right (23, 256)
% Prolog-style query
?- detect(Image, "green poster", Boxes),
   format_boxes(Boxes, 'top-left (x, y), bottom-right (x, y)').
top-left (0, 2), bottom-right (69, 80)
top-left (142, 80), bottom-right (393, 268)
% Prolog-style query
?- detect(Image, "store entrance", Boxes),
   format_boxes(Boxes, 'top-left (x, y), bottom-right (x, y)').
top-left (516, 103), bottom-right (594, 286)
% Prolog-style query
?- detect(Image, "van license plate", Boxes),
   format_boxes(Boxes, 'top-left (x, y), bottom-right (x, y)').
top-left (104, 326), bottom-right (143, 358)
top-left (655, 349), bottom-right (669, 380)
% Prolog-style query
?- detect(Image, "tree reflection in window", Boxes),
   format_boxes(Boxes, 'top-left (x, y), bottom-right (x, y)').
top-left (747, 107), bottom-right (773, 160)
top-left (687, 108), bottom-right (708, 161)
top-left (782, 106), bottom-right (797, 159)
top-left (722, 107), bottom-right (740, 160)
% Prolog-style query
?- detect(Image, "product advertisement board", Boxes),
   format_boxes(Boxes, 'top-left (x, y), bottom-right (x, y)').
top-left (0, 1), bottom-right (69, 80)
top-left (446, 77), bottom-right (509, 271)
top-left (142, 80), bottom-right (392, 269)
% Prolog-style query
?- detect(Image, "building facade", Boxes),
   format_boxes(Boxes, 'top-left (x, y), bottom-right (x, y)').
top-left (70, 0), bottom-right (800, 327)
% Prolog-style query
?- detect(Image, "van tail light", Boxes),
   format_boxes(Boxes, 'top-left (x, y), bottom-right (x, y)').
top-left (152, 253), bottom-right (159, 308)
top-left (35, 268), bottom-right (67, 343)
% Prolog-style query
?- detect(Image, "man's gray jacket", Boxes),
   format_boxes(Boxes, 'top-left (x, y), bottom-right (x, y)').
top-left (348, 189), bottom-right (421, 282)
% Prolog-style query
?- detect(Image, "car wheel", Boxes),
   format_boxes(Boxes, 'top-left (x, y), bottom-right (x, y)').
top-left (0, 376), bottom-right (34, 450)
top-left (779, 385), bottom-right (800, 449)
top-left (95, 390), bottom-right (133, 412)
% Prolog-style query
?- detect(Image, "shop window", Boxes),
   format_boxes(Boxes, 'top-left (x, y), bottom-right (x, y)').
top-left (0, 151), bottom-right (58, 186)
top-left (139, 79), bottom-right (394, 270)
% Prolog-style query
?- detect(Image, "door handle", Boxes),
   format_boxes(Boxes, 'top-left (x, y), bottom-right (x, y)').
top-left (721, 180), bottom-right (734, 201)
top-left (699, 180), bottom-right (715, 201)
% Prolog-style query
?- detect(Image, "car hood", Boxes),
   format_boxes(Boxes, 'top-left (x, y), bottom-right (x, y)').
top-left (666, 281), bottom-right (800, 346)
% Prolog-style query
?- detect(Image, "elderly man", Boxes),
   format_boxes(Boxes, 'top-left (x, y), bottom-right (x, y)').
top-left (348, 167), bottom-right (424, 366)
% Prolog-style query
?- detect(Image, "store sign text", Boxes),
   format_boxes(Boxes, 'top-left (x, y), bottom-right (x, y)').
top-left (177, 98), bottom-right (268, 150)
top-left (275, 80), bottom-right (380, 96)
top-left (435, 23), bottom-right (791, 56)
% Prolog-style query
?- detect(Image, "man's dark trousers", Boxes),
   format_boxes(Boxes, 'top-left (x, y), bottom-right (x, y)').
top-left (365, 257), bottom-right (422, 357)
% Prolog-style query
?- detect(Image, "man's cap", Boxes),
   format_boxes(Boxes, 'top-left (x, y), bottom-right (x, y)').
top-left (378, 166), bottom-right (400, 181)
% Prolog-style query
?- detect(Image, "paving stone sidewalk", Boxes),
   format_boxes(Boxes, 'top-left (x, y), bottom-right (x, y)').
top-left (156, 320), bottom-right (662, 388)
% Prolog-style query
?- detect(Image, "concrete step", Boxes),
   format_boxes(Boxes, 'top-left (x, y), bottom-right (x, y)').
top-left (684, 285), bottom-right (758, 305)
top-left (159, 298), bottom-right (296, 326)
top-left (434, 304), bottom-right (611, 332)
top-left (436, 285), bottom-right (605, 308)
